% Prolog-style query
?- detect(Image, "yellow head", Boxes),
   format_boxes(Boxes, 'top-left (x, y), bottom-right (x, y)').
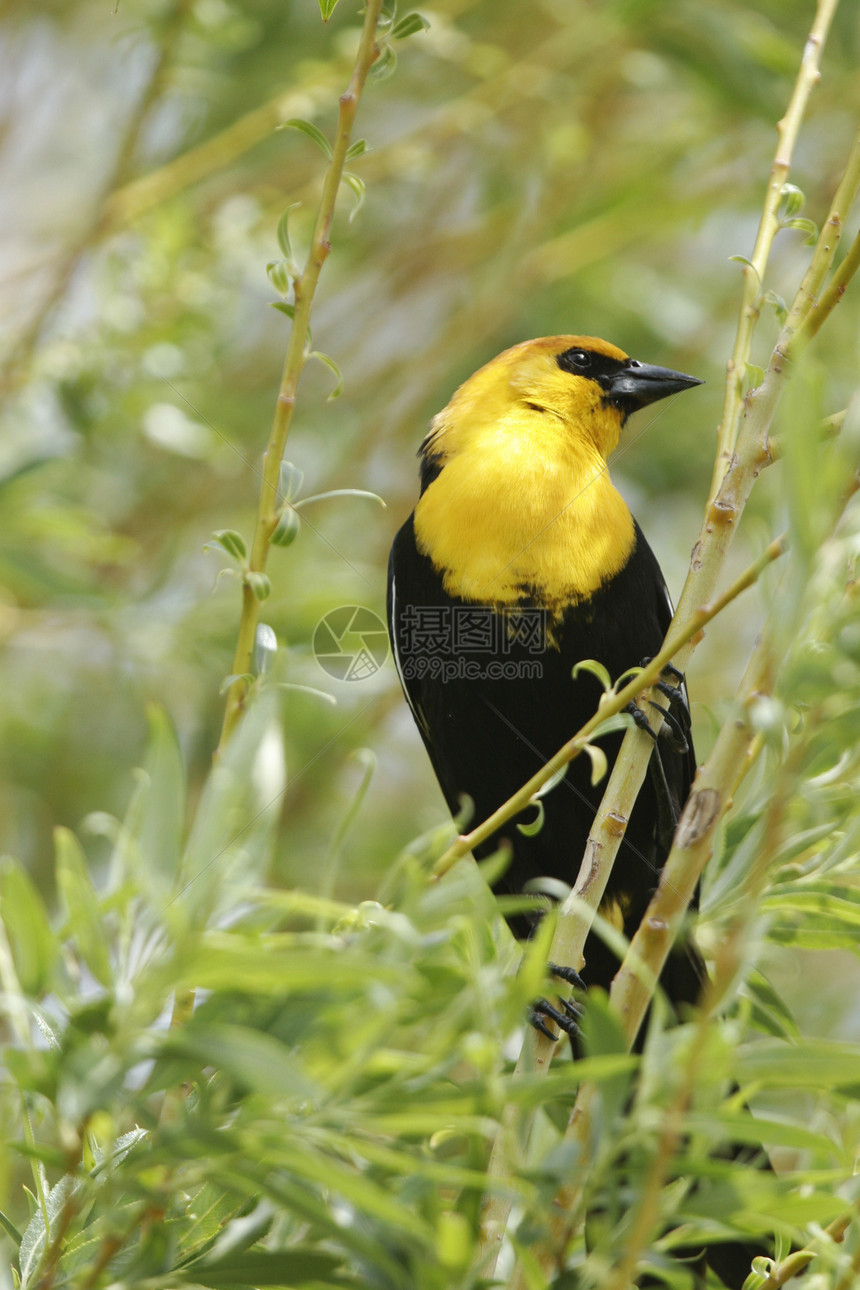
top-left (420, 335), bottom-right (700, 477)
top-left (413, 336), bottom-right (701, 614)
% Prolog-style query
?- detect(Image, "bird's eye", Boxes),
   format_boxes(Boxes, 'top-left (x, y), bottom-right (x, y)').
top-left (569, 350), bottom-right (591, 370)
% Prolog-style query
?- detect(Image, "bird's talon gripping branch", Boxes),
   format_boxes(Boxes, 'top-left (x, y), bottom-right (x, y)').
top-left (531, 998), bottom-right (579, 1039)
top-left (550, 961), bottom-right (586, 993)
top-left (626, 700), bottom-right (659, 739)
top-left (647, 700), bottom-right (690, 754)
top-left (530, 1010), bottom-right (559, 1042)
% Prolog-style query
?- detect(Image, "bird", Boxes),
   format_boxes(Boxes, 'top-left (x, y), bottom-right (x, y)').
top-left (387, 334), bottom-right (702, 1006)
top-left (387, 336), bottom-right (768, 1287)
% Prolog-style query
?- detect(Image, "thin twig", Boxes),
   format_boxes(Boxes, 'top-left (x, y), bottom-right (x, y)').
top-left (434, 537), bottom-right (785, 884)
top-left (477, 537), bottom-right (787, 1278)
top-left (707, 0), bottom-right (839, 504)
top-left (218, 2), bottom-right (383, 749)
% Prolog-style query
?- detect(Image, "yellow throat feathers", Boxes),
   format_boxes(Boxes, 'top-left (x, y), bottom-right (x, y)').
top-left (413, 336), bottom-right (636, 618)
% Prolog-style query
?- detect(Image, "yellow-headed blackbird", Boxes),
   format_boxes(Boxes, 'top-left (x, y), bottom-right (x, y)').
top-left (388, 334), bottom-right (700, 980)
top-left (387, 336), bottom-right (771, 1287)
top-left (387, 337), bottom-right (768, 1285)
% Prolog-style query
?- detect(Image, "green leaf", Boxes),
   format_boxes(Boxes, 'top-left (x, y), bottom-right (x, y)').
top-left (728, 254), bottom-right (759, 280)
top-left (0, 858), bottom-right (57, 995)
top-left (278, 459), bottom-right (304, 502)
top-left (764, 289), bottom-right (787, 323)
top-left (392, 12), bottom-right (430, 38)
top-left (0, 1210), bottom-right (22, 1244)
top-left (271, 505), bottom-right (301, 547)
top-left (345, 138), bottom-right (369, 161)
top-left (137, 704), bottom-right (186, 888)
top-left (782, 216), bottom-right (818, 244)
top-left (176, 692), bottom-right (285, 925)
top-left (778, 182), bottom-right (805, 219)
top-left (307, 349), bottom-right (343, 400)
top-left (219, 672), bottom-right (254, 697)
top-left (254, 623), bottom-right (278, 674)
top-left (342, 171), bottom-right (366, 221)
top-left (316, 0), bottom-right (341, 20)
top-left (582, 741), bottom-right (608, 786)
top-left (55, 828), bottom-right (112, 986)
top-left (370, 42), bottom-right (398, 80)
top-left (534, 763), bottom-right (568, 799)
top-left (276, 682), bottom-right (337, 706)
top-left (736, 1038), bottom-right (860, 1088)
top-left (275, 202), bottom-right (300, 260)
top-left (172, 1024), bottom-right (319, 1100)
top-left (572, 658), bottom-right (613, 690)
top-left (206, 530), bottom-right (247, 563)
top-left (270, 301), bottom-right (295, 317)
top-left (265, 260), bottom-right (292, 297)
top-left (294, 487), bottom-right (386, 510)
top-left (19, 1176), bottom-right (78, 1289)
top-left (516, 799), bottom-right (544, 837)
top-left (188, 1248), bottom-right (344, 1288)
top-left (178, 1188), bottom-right (254, 1264)
top-left (278, 118), bottom-right (333, 161)
top-left (244, 571), bottom-right (272, 601)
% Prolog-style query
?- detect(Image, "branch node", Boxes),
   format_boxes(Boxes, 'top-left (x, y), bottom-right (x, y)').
top-left (675, 787), bottom-right (721, 849)
top-left (605, 810), bottom-right (628, 838)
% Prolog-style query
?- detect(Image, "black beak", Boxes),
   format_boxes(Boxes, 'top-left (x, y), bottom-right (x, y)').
top-left (601, 360), bottom-right (703, 412)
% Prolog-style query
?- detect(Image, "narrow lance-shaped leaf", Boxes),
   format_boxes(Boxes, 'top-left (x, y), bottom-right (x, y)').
top-left (342, 172), bottom-right (366, 222)
top-left (392, 13), bottom-right (430, 38)
top-left (278, 118), bottom-right (333, 161)
top-left (136, 704), bottom-right (186, 889)
top-left (205, 530), bottom-right (247, 563)
top-left (0, 858), bottom-right (57, 996)
top-left (307, 350), bottom-right (343, 400)
top-left (345, 139), bottom-right (370, 161)
top-left (55, 827), bottom-right (112, 986)
top-left (278, 460), bottom-right (304, 502)
top-left (276, 202), bottom-right (301, 262)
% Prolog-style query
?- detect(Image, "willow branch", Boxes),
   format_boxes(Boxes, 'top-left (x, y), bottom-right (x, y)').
top-left (477, 537), bottom-right (786, 1279)
top-left (434, 536), bottom-right (784, 886)
top-left (789, 224), bottom-right (860, 350)
top-left (760, 1206), bottom-right (858, 1287)
top-left (784, 124), bottom-right (860, 332)
top-left (707, 0), bottom-right (838, 503)
top-left (218, 2), bottom-right (382, 749)
top-left (535, 45), bottom-right (860, 1059)
top-left (534, 627), bottom-right (782, 1284)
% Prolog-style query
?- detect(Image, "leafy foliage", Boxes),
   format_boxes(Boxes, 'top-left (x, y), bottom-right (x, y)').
top-left (1, 0), bottom-right (860, 1286)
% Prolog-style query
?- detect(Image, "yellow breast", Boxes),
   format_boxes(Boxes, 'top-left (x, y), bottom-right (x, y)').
top-left (413, 403), bottom-right (635, 618)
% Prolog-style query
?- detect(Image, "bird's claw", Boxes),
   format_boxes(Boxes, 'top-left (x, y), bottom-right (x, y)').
top-left (531, 998), bottom-right (579, 1039)
top-left (550, 961), bottom-right (586, 993)
top-left (649, 701), bottom-right (689, 754)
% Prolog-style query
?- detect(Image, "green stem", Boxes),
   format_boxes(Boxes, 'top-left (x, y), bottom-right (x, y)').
top-left (706, 0), bottom-right (839, 504)
top-left (476, 539), bottom-right (786, 1279)
top-left (218, 2), bottom-right (383, 751)
top-left (784, 124), bottom-right (860, 332)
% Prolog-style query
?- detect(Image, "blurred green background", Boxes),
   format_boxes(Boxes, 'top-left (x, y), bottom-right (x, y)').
top-left (1, 0), bottom-right (858, 974)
